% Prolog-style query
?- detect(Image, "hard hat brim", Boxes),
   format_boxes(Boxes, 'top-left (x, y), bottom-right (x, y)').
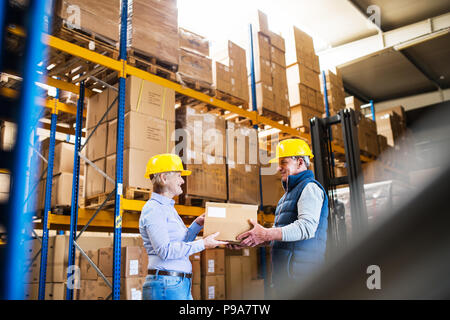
top-left (181, 170), bottom-right (191, 176)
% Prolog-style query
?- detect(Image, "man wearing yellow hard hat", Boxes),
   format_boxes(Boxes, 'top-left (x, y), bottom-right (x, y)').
top-left (139, 153), bottom-right (227, 300)
top-left (236, 139), bottom-right (329, 298)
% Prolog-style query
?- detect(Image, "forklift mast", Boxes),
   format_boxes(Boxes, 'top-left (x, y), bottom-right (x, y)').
top-left (310, 108), bottom-right (368, 256)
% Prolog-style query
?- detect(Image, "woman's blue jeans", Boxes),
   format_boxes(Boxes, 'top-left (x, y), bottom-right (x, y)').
top-left (142, 272), bottom-right (193, 300)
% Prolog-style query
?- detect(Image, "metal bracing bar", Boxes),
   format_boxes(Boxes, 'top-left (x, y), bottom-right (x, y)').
top-left (30, 142), bottom-right (48, 164)
top-left (75, 189), bottom-right (116, 241)
top-left (88, 76), bottom-right (118, 91)
top-left (38, 108), bottom-right (57, 300)
top-left (80, 95), bottom-right (118, 152)
top-left (65, 81), bottom-right (85, 300)
top-left (78, 152), bottom-right (114, 184)
top-left (74, 241), bottom-right (112, 289)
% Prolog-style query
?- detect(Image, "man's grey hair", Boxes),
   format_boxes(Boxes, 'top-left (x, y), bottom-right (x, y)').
top-left (149, 171), bottom-right (177, 194)
top-left (292, 156), bottom-right (310, 168)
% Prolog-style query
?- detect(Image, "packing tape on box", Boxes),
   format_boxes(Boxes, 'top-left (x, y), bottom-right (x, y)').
top-left (136, 78), bottom-right (145, 113)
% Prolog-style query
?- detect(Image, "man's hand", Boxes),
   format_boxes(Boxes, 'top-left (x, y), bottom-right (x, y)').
top-left (193, 213), bottom-right (205, 227)
top-left (237, 219), bottom-right (275, 247)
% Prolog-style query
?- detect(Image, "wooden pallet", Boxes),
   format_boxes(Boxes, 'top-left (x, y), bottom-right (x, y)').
top-left (124, 187), bottom-right (152, 201)
top-left (127, 48), bottom-right (177, 82)
top-left (259, 108), bottom-right (290, 126)
top-left (214, 90), bottom-right (249, 110)
top-left (82, 192), bottom-right (115, 209)
top-left (177, 194), bottom-right (227, 207)
top-left (177, 73), bottom-right (213, 94)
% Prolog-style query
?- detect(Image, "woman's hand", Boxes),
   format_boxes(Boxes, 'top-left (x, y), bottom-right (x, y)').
top-left (203, 232), bottom-right (228, 249)
top-left (193, 213), bottom-right (205, 227)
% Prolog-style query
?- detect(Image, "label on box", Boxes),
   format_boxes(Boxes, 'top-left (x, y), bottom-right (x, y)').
top-left (243, 248), bottom-right (250, 256)
top-left (207, 207), bottom-right (226, 218)
top-left (129, 260), bottom-right (139, 276)
top-left (208, 259), bottom-right (215, 273)
top-left (131, 288), bottom-right (142, 300)
top-left (208, 286), bottom-right (215, 299)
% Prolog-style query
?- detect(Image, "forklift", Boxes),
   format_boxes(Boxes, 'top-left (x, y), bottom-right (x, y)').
top-left (310, 108), bottom-right (369, 259)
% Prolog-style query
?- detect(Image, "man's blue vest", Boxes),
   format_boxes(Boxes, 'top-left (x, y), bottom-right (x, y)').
top-left (271, 170), bottom-right (329, 286)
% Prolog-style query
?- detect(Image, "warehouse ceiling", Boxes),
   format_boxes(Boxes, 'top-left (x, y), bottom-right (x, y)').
top-left (311, 0), bottom-right (450, 104)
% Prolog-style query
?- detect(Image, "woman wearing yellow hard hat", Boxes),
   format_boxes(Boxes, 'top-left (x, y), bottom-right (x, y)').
top-left (140, 153), bottom-right (227, 300)
top-left (236, 139), bottom-right (329, 298)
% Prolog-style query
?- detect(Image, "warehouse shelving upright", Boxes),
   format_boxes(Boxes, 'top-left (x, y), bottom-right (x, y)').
top-left (0, 0), bottom-right (49, 300)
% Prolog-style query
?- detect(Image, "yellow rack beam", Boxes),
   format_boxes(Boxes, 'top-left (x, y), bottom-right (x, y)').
top-left (41, 202), bottom-right (274, 233)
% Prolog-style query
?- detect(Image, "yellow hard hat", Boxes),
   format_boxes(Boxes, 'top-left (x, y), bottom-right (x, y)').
top-left (269, 139), bottom-right (314, 163)
top-left (145, 153), bottom-right (191, 178)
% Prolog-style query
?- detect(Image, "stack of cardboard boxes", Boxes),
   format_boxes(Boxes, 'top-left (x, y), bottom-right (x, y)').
top-left (212, 41), bottom-right (249, 103)
top-left (191, 247), bottom-right (263, 300)
top-left (286, 26), bottom-right (324, 130)
top-left (226, 122), bottom-right (260, 205)
top-left (175, 105), bottom-right (227, 202)
top-left (358, 116), bottom-right (379, 157)
top-left (24, 234), bottom-right (147, 300)
top-left (85, 76), bottom-right (176, 198)
top-left (375, 107), bottom-right (406, 148)
top-left (252, 10), bottom-right (289, 119)
top-left (0, 171), bottom-right (9, 204)
top-left (54, 0), bottom-right (120, 42)
top-left (130, 0), bottom-right (179, 67)
top-left (37, 140), bottom-right (84, 211)
top-left (320, 69), bottom-right (346, 115)
top-left (178, 28), bottom-right (212, 85)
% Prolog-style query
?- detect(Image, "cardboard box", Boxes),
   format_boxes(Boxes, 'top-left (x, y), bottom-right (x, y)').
top-left (204, 202), bottom-right (258, 243)
top-left (225, 256), bottom-right (243, 300)
top-left (179, 27), bottom-right (209, 57)
top-left (254, 82), bottom-right (274, 113)
top-left (255, 56), bottom-right (272, 85)
top-left (24, 282), bottom-right (66, 300)
top-left (107, 76), bottom-right (175, 121)
top-left (287, 63), bottom-right (320, 91)
top-left (192, 283), bottom-right (201, 300)
top-left (256, 32), bottom-right (271, 60)
top-left (213, 61), bottom-right (231, 94)
top-left (43, 141), bottom-right (75, 174)
top-left (85, 158), bottom-right (105, 197)
top-left (378, 134), bottom-right (388, 153)
top-left (176, 105), bottom-right (226, 159)
top-left (131, 0), bottom-right (179, 66)
top-left (107, 112), bottom-right (175, 156)
top-left (201, 248), bottom-right (225, 276)
top-left (77, 278), bottom-right (111, 300)
top-left (244, 279), bottom-right (265, 300)
top-left (288, 82), bottom-right (309, 108)
top-left (86, 121), bottom-right (107, 161)
top-left (345, 96), bottom-right (362, 114)
top-left (105, 149), bottom-right (154, 192)
top-left (268, 30), bottom-right (286, 52)
top-left (183, 156), bottom-right (227, 200)
top-left (227, 164), bottom-right (259, 205)
top-left (261, 170), bottom-right (285, 207)
top-left (98, 246), bottom-right (148, 278)
top-left (122, 277), bottom-right (146, 300)
top-left (226, 122), bottom-right (259, 165)
top-left (79, 249), bottom-right (99, 280)
top-left (55, 0), bottom-right (120, 42)
top-left (290, 105), bottom-right (322, 129)
top-left (86, 89), bottom-right (109, 129)
top-left (179, 48), bottom-right (213, 84)
top-left (190, 253), bottom-right (201, 285)
top-left (270, 45), bottom-right (286, 67)
top-left (316, 92), bottom-right (325, 112)
top-left (201, 275), bottom-right (225, 300)
top-left (0, 120), bottom-right (16, 151)
top-left (38, 172), bottom-right (84, 210)
top-left (254, 10), bottom-right (269, 34)
top-left (307, 88), bottom-right (317, 110)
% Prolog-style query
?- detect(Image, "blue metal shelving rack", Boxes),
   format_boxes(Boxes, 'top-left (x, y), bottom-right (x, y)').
top-left (0, 0), bottom-right (49, 300)
top-left (248, 23), bottom-right (268, 299)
